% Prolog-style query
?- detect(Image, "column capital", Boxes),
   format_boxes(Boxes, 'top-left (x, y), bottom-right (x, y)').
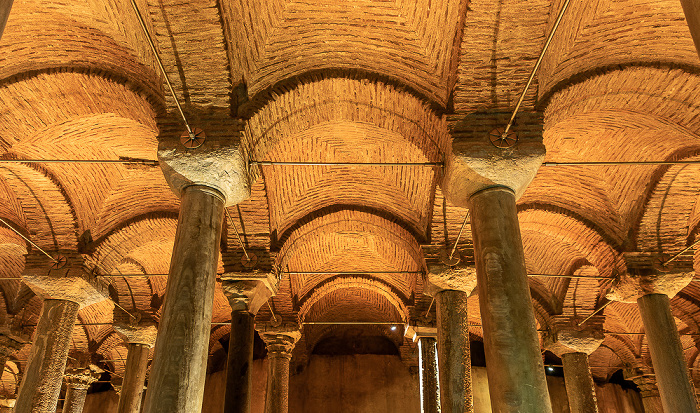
top-left (257, 324), bottom-right (301, 358)
top-left (22, 251), bottom-right (109, 308)
top-left (63, 367), bottom-right (101, 390)
top-left (624, 364), bottom-right (660, 398)
top-left (220, 271), bottom-right (278, 314)
top-left (442, 111), bottom-right (545, 205)
top-left (0, 327), bottom-right (28, 357)
top-left (112, 323), bottom-right (158, 348)
top-left (425, 262), bottom-right (477, 296)
top-left (543, 315), bottom-right (605, 357)
top-left (404, 325), bottom-right (437, 342)
top-left (158, 131), bottom-right (250, 206)
top-left (607, 252), bottom-right (694, 302)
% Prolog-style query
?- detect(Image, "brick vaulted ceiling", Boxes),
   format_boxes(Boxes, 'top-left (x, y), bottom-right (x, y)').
top-left (0, 0), bottom-right (699, 393)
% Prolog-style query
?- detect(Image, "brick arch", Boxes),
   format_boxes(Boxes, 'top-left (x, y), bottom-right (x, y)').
top-left (277, 208), bottom-right (423, 304)
top-left (0, 0), bottom-right (163, 101)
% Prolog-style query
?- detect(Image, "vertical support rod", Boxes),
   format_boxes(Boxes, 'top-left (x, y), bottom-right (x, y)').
top-left (436, 290), bottom-right (473, 413)
top-left (637, 293), bottom-right (698, 412)
top-left (224, 310), bottom-right (255, 413)
top-left (142, 185), bottom-right (225, 413)
top-left (15, 299), bottom-right (80, 413)
top-left (469, 187), bottom-right (552, 413)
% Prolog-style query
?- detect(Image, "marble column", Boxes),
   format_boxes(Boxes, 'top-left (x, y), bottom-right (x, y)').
top-left (259, 325), bottom-right (301, 413)
top-left (441, 111), bottom-right (549, 412)
top-left (142, 186), bottom-right (225, 413)
top-left (410, 328), bottom-right (440, 413)
top-left (112, 324), bottom-right (157, 413)
top-left (607, 257), bottom-right (698, 412)
top-left (144, 123), bottom-right (250, 413)
top-left (625, 368), bottom-right (664, 413)
top-left (470, 187), bottom-right (552, 412)
top-left (221, 275), bottom-right (276, 413)
top-left (680, 0), bottom-right (700, 58)
top-left (544, 316), bottom-right (604, 413)
top-left (425, 265), bottom-right (476, 413)
top-left (62, 367), bottom-right (100, 413)
top-left (16, 252), bottom-right (108, 413)
top-left (0, 0), bottom-right (13, 41)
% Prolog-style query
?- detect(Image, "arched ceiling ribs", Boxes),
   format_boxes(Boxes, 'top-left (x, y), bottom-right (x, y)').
top-left (0, 163), bottom-right (78, 250)
top-left (0, 71), bottom-right (158, 153)
top-left (276, 207), bottom-right (424, 303)
top-left (538, 0), bottom-right (698, 97)
top-left (0, 0), bottom-right (163, 102)
top-left (636, 154), bottom-right (700, 255)
top-left (222, 0), bottom-right (468, 106)
top-left (244, 76), bottom-right (447, 164)
top-left (297, 279), bottom-right (408, 327)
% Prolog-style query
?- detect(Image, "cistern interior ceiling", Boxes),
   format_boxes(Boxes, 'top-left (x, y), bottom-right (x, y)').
top-left (0, 0), bottom-right (700, 397)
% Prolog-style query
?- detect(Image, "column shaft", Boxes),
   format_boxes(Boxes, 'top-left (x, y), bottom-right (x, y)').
top-left (224, 310), bottom-right (254, 413)
top-left (264, 354), bottom-right (291, 413)
top-left (142, 185), bottom-right (225, 413)
top-left (680, 0), bottom-right (700, 58)
top-left (436, 290), bottom-right (472, 413)
top-left (561, 352), bottom-right (598, 413)
top-left (637, 293), bottom-right (698, 412)
top-left (117, 343), bottom-right (150, 413)
top-left (419, 337), bottom-right (440, 413)
top-left (62, 385), bottom-right (88, 413)
top-left (469, 187), bottom-right (552, 413)
top-left (0, 0), bottom-right (13, 41)
top-left (15, 299), bottom-right (80, 413)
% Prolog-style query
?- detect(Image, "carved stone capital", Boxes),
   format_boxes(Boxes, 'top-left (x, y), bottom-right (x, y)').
top-left (158, 132), bottom-right (250, 206)
top-left (442, 112), bottom-right (545, 205)
top-left (543, 316), bottom-right (605, 357)
top-left (22, 251), bottom-right (109, 308)
top-left (220, 272), bottom-right (278, 314)
top-left (63, 367), bottom-right (101, 390)
top-left (624, 364), bottom-right (659, 398)
top-left (606, 253), bottom-right (694, 303)
top-left (112, 323), bottom-right (158, 347)
top-left (0, 326), bottom-right (28, 358)
top-left (425, 262), bottom-right (477, 296)
top-left (257, 323), bottom-right (301, 359)
top-left (404, 325), bottom-right (437, 342)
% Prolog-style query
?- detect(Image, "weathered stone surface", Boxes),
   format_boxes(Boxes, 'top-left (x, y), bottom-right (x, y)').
top-left (543, 316), bottom-right (605, 357)
top-left (62, 364), bottom-right (101, 413)
top-left (220, 271), bottom-right (278, 314)
top-left (404, 325), bottom-right (437, 342)
top-left (560, 352), bottom-right (599, 413)
top-left (607, 252), bottom-right (695, 302)
top-left (259, 324), bottom-right (301, 413)
top-left (624, 366), bottom-right (664, 413)
top-left (442, 112), bottom-right (545, 206)
top-left (158, 134), bottom-right (250, 206)
top-left (22, 252), bottom-right (109, 308)
top-left (680, 0), bottom-right (700, 58)
top-left (112, 323), bottom-right (157, 347)
top-left (418, 336), bottom-right (440, 413)
top-left (116, 343), bottom-right (150, 413)
top-left (14, 299), bottom-right (80, 413)
top-left (224, 310), bottom-right (254, 413)
top-left (425, 263), bottom-right (477, 296)
top-left (435, 289), bottom-right (472, 413)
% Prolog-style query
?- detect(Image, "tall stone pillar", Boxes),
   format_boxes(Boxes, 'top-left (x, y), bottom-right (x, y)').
top-left (61, 365), bottom-right (101, 413)
top-left (143, 131), bottom-right (250, 413)
top-left (258, 324), bottom-right (301, 413)
top-left (112, 324), bottom-right (157, 413)
top-left (15, 252), bottom-right (108, 413)
top-left (624, 366), bottom-right (664, 413)
top-left (221, 274), bottom-right (277, 413)
top-left (680, 0), bottom-right (700, 58)
top-left (544, 316), bottom-right (605, 413)
top-left (406, 326), bottom-right (440, 413)
top-left (425, 264), bottom-right (476, 413)
top-left (442, 112), bottom-right (550, 412)
top-left (607, 253), bottom-right (698, 412)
